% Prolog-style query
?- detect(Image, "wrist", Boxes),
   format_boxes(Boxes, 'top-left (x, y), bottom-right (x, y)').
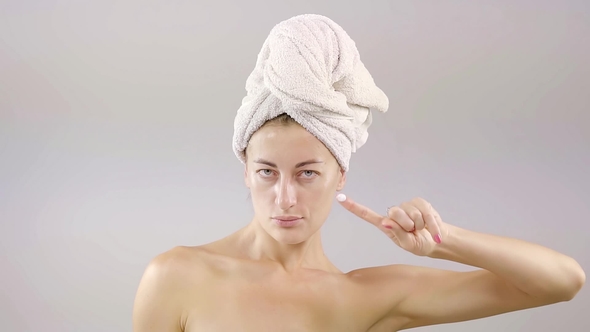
top-left (428, 223), bottom-right (465, 260)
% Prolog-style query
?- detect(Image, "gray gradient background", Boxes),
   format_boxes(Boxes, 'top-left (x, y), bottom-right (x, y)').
top-left (1, 1), bottom-right (589, 331)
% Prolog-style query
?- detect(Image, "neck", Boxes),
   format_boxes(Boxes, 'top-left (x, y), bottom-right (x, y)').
top-left (236, 218), bottom-right (338, 274)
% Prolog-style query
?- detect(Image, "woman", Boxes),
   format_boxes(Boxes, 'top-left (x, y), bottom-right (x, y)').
top-left (132, 14), bottom-right (585, 331)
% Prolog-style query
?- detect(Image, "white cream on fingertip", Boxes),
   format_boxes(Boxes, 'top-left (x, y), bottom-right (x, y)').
top-left (336, 193), bottom-right (346, 202)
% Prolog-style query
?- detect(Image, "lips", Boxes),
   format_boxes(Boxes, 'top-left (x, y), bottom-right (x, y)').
top-left (272, 216), bottom-right (303, 228)
top-left (272, 216), bottom-right (302, 221)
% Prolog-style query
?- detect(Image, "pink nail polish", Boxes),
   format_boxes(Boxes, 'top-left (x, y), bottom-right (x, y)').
top-left (384, 224), bottom-right (393, 229)
top-left (434, 234), bottom-right (442, 244)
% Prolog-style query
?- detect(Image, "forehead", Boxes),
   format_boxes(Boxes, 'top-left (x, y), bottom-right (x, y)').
top-left (247, 124), bottom-right (332, 162)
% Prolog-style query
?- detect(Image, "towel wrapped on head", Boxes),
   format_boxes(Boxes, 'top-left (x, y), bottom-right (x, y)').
top-left (232, 14), bottom-right (389, 171)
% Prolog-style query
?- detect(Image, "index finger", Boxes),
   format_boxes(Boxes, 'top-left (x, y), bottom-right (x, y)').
top-left (336, 194), bottom-right (384, 226)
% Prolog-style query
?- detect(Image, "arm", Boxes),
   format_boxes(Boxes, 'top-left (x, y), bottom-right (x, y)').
top-left (394, 224), bottom-right (585, 329)
top-left (132, 248), bottom-right (190, 332)
top-left (337, 195), bottom-right (585, 329)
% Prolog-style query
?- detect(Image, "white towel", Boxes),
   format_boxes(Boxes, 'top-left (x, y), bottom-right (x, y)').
top-left (232, 14), bottom-right (389, 171)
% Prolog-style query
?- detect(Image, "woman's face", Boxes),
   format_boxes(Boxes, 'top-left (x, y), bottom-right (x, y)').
top-left (244, 123), bottom-right (346, 244)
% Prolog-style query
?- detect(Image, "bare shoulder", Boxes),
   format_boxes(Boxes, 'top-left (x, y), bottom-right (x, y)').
top-left (150, 242), bottom-right (239, 273)
top-left (132, 245), bottom-right (220, 332)
top-left (347, 263), bottom-right (423, 281)
top-left (141, 246), bottom-right (211, 282)
top-left (346, 263), bottom-right (430, 297)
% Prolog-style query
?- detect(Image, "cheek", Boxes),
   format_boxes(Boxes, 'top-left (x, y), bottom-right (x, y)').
top-left (319, 174), bottom-right (340, 194)
top-left (249, 178), bottom-right (276, 204)
top-left (304, 180), bottom-right (337, 209)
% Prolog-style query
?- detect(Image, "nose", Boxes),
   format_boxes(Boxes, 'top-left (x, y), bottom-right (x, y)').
top-left (275, 177), bottom-right (297, 210)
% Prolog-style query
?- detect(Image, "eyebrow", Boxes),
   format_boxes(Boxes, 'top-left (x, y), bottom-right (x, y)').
top-left (253, 158), bottom-right (324, 168)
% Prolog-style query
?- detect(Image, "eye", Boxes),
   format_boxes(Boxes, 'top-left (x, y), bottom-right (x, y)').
top-left (301, 170), bottom-right (318, 178)
top-left (257, 169), bottom-right (275, 177)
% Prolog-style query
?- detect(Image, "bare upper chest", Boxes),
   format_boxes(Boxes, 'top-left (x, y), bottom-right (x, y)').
top-left (183, 266), bottom-right (383, 332)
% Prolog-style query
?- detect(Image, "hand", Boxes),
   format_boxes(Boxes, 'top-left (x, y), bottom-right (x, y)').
top-left (336, 194), bottom-right (448, 257)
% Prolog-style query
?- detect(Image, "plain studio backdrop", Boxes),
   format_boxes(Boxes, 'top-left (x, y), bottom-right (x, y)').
top-left (1, 1), bottom-right (589, 331)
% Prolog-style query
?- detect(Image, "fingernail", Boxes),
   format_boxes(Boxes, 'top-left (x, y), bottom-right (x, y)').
top-left (434, 234), bottom-right (442, 244)
top-left (336, 193), bottom-right (346, 202)
top-left (383, 224), bottom-right (393, 229)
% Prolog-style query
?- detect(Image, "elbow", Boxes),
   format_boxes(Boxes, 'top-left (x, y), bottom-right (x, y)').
top-left (551, 260), bottom-right (586, 303)
top-left (562, 264), bottom-right (585, 301)
top-left (531, 259), bottom-right (586, 304)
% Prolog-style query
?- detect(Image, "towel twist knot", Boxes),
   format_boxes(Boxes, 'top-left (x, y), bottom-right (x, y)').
top-left (232, 14), bottom-right (389, 171)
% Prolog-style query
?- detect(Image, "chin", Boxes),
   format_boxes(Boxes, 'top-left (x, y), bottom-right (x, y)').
top-left (270, 230), bottom-right (309, 244)
top-left (269, 228), bottom-right (310, 245)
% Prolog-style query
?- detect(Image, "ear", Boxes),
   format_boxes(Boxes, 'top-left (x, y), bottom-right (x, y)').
top-left (336, 169), bottom-right (347, 191)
